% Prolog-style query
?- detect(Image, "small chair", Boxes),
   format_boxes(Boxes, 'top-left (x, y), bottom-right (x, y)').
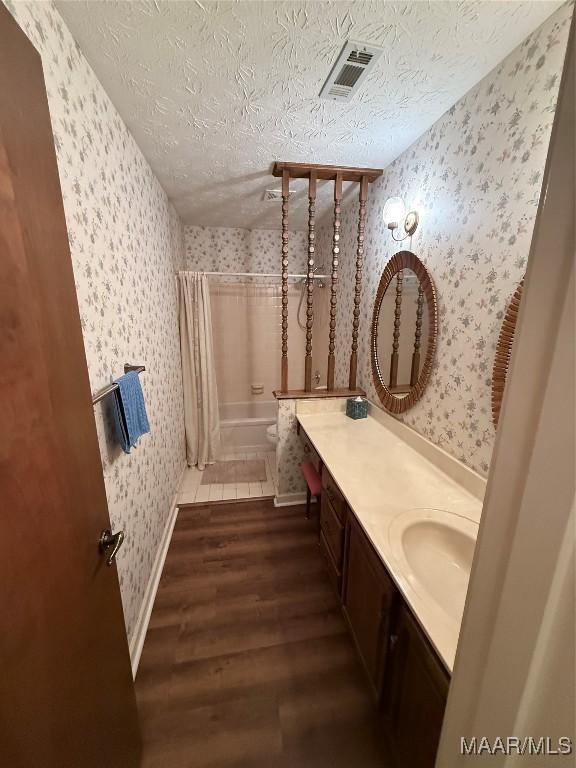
top-left (300, 461), bottom-right (322, 519)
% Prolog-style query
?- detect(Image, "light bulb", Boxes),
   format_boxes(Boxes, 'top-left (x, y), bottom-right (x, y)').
top-left (382, 197), bottom-right (406, 230)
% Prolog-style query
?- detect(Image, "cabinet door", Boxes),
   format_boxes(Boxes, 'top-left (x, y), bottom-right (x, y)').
top-left (319, 530), bottom-right (342, 598)
top-left (320, 493), bottom-right (345, 568)
top-left (342, 516), bottom-right (395, 695)
top-left (384, 605), bottom-right (450, 768)
top-left (300, 427), bottom-right (322, 473)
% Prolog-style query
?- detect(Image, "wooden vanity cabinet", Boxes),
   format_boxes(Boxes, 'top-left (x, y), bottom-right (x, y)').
top-left (297, 424), bottom-right (448, 767)
top-left (342, 515), bottom-right (396, 697)
top-left (318, 477), bottom-right (347, 597)
top-left (383, 603), bottom-right (450, 768)
top-left (321, 468), bottom-right (347, 522)
top-left (319, 529), bottom-right (341, 597)
top-left (341, 514), bottom-right (449, 768)
top-left (320, 494), bottom-right (344, 564)
top-left (300, 427), bottom-right (322, 473)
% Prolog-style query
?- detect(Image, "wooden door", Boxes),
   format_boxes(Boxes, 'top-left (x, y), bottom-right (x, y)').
top-left (383, 604), bottom-right (449, 768)
top-left (342, 516), bottom-right (396, 696)
top-left (0, 7), bottom-right (141, 767)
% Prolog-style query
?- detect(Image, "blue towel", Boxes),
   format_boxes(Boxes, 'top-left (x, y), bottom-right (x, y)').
top-left (111, 372), bottom-right (150, 453)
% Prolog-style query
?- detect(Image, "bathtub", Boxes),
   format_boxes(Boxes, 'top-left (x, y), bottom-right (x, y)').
top-left (219, 400), bottom-right (277, 453)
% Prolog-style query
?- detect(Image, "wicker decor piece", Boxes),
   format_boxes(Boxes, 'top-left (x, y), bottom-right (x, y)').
top-left (371, 250), bottom-right (438, 414)
top-left (491, 279), bottom-right (524, 428)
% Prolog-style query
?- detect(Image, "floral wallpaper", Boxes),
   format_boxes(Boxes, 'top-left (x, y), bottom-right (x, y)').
top-left (316, 4), bottom-right (572, 476)
top-left (276, 397), bottom-right (350, 500)
top-left (276, 400), bottom-right (306, 500)
top-left (185, 225), bottom-right (307, 275)
top-left (4, 1), bottom-right (186, 644)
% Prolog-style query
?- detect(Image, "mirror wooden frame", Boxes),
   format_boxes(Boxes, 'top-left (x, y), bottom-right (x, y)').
top-left (371, 250), bottom-right (438, 414)
top-left (491, 279), bottom-right (524, 428)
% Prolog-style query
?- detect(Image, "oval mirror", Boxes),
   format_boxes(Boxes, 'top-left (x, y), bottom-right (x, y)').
top-left (371, 251), bottom-right (438, 414)
top-left (491, 279), bottom-right (524, 428)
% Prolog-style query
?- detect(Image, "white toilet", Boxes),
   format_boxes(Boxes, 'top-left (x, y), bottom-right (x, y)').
top-left (266, 423), bottom-right (278, 446)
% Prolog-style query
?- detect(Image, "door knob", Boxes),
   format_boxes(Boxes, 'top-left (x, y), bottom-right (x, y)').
top-left (99, 529), bottom-right (124, 566)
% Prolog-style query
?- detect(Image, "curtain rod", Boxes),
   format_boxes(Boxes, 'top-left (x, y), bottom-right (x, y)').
top-left (179, 271), bottom-right (329, 279)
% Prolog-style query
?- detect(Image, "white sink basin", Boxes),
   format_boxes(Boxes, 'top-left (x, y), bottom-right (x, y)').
top-left (389, 509), bottom-right (478, 625)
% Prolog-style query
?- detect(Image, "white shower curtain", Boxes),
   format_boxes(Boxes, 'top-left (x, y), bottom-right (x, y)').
top-left (178, 272), bottom-right (220, 469)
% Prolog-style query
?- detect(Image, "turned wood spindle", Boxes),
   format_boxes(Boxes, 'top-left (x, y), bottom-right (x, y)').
top-left (410, 281), bottom-right (425, 386)
top-left (304, 172), bottom-right (317, 392)
top-left (280, 169), bottom-right (290, 392)
top-left (389, 269), bottom-right (404, 388)
top-left (349, 175), bottom-right (368, 390)
top-left (327, 172), bottom-right (342, 391)
top-left (271, 162), bottom-right (384, 398)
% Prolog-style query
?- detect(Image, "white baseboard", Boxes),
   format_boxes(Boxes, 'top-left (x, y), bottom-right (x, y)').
top-left (129, 462), bottom-right (186, 678)
top-left (274, 492), bottom-right (318, 507)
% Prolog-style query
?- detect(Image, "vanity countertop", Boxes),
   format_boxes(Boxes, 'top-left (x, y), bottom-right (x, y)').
top-left (296, 409), bottom-right (485, 672)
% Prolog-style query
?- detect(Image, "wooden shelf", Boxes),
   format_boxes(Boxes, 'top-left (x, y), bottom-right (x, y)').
top-left (273, 388), bottom-right (366, 401)
top-left (272, 162), bottom-right (383, 184)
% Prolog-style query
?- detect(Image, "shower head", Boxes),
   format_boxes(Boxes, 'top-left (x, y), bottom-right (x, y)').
top-left (299, 264), bottom-right (325, 286)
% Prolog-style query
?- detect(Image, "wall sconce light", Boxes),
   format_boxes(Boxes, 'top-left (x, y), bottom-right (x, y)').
top-left (382, 196), bottom-right (419, 241)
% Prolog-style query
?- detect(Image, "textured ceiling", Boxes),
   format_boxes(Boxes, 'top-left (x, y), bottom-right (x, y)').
top-left (56, 0), bottom-right (563, 229)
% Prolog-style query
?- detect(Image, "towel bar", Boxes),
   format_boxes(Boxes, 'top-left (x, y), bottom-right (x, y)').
top-left (92, 365), bottom-right (145, 406)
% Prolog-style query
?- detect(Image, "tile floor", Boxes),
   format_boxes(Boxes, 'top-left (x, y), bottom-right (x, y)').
top-left (177, 451), bottom-right (277, 505)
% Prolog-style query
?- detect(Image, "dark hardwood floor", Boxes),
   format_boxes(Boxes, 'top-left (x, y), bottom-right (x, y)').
top-left (135, 499), bottom-right (391, 768)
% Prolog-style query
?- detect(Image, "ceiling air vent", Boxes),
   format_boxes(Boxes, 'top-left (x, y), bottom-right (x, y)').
top-left (320, 40), bottom-right (383, 102)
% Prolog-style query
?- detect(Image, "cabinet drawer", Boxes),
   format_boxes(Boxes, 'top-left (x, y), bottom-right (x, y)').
top-left (321, 469), bottom-right (346, 522)
top-left (320, 494), bottom-right (344, 567)
top-left (319, 530), bottom-right (341, 597)
top-left (300, 429), bottom-right (321, 473)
